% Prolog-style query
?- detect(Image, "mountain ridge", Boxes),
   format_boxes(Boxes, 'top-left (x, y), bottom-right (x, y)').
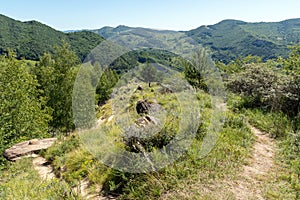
top-left (0, 14), bottom-right (104, 61)
top-left (92, 18), bottom-right (300, 62)
top-left (1, 14), bottom-right (300, 62)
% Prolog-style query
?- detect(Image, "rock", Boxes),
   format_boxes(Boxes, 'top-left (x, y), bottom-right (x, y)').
top-left (136, 100), bottom-right (151, 114)
top-left (159, 85), bottom-right (173, 94)
top-left (107, 115), bottom-right (114, 123)
top-left (145, 115), bottom-right (158, 125)
top-left (136, 115), bottom-right (158, 127)
top-left (3, 138), bottom-right (57, 161)
top-left (137, 85), bottom-right (143, 91)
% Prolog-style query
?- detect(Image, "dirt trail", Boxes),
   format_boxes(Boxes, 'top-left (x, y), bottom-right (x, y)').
top-left (32, 155), bottom-right (56, 181)
top-left (32, 155), bottom-right (116, 199)
top-left (230, 125), bottom-right (275, 200)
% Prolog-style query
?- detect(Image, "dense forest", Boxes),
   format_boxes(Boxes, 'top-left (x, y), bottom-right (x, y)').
top-left (0, 14), bottom-right (300, 199)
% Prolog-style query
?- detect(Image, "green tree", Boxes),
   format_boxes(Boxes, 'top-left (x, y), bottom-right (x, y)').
top-left (183, 48), bottom-right (215, 92)
top-left (0, 52), bottom-right (51, 168)
top-left (72, 64), bottom-right (98, 128)
top-left (216, 55), bottom-right (262, 75)
top-left (140, 62), bottom-right (162, 87)
top-left (283, 43), bottom-right (300, 75)
top-left (96, 68), bottom-right (119, 105)
top-left (36, 42), bottom-right (79, 133)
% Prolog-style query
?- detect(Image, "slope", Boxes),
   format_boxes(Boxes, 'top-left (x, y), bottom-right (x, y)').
top-left (0, 14), bottom-right (104, 61)
top-left (95, 19), bottom-right (300, 63)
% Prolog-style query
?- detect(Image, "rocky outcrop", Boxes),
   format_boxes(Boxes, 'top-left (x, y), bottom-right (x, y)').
top-left (3, 138), bottom-right (57, 161)
top-left (136, 100), bottom-right (151, 114)
top-left (136, 100), bottom-right (161, 115)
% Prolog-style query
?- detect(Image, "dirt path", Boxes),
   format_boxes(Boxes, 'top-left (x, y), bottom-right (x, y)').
top-left (32, 155), bottom-right (56, 181)
top-left (32, 153), bottom-right (117, 199)
top-left (230, 125), bottom-right (275, 200)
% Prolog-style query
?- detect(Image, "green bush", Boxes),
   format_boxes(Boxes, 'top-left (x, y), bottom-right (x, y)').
top-left (42, 135), bottom-right (80, 162)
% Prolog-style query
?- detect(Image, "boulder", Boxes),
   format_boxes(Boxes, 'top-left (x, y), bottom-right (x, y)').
top-left (136, 115), bottom-right (158, 127)
top-left (137, 85), bottom-right (143, 91)
top-left (3, 138), bottom-right (57, 161)
top-left (136, 100), bottom-right (151, 114)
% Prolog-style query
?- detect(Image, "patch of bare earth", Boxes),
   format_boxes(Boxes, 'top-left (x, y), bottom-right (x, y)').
top-left (32, 155), bottom-right (56, 181)
top-left (32, 156), bottom-right (116, 199)
top-left (228, 125), bottom-right (275, 200)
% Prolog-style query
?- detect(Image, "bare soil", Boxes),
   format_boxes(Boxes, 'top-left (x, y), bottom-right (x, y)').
top-left (229, 125), bottom-right (275, 200)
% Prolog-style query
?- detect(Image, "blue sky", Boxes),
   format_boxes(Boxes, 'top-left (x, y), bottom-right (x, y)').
top-left (0, 0), bottom-right (300, 31)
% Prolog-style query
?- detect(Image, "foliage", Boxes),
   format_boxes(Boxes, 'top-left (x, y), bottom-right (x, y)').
top-left (42, 135), bottom-right (80, 162)
top-left (0, 14), bottom-right (104, 61)
top-left (66, 31), bottom-right (104, 61)
top-left (282, 43), bottom-right (300, 75)
top-left (226, 43), bottom-right (300, 117)
top-left (183, 48), bottom-right (212, 91)
top-left (72, 63), bottom-right (99, 129)
top-left (227, 63), bottom-right (286, 111)
top-left (96, 68), bottom-right (119, 105)
top-left (36, 42), bottom-right (79, 132)
top-left (0, 53), bottom-right (51, 168)
top-left (216, 55), bottom-right (262, 75)
top-left (140, 62), bottom-right (163, 87)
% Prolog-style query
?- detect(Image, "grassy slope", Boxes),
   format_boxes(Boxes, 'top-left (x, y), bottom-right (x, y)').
top-left (0, 87), bottom-right (254, 199)
top-left (1, 87), bottom-right (298, 199)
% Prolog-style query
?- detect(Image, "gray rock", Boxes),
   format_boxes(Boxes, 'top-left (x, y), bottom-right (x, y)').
top-left (4, 138), bottom-right (57, 161)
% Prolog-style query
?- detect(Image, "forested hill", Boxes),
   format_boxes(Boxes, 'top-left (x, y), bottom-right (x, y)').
top-left (1, 13), bottom-right (300, 63)
top-left (95, 19), bottom-right (300, 63)
top-left (0, 14), bottom-right (104, 61)
top-left (186, 19), bottom-right (300, 63)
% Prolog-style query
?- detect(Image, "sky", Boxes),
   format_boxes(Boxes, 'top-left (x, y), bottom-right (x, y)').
top-left (0, 0), bottom-right (300, 31)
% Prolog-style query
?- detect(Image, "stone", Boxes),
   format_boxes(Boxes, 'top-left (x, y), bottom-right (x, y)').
top-left (3, 138), bottom-right (57, 161)
top-left (137, 85), bottom-right (143, 91)
top-left (136, 100), bottom-right (151, 114)
top-left (159, 85), bottom-right (173, 94)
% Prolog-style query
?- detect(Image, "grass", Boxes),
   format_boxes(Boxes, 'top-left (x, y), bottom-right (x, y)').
top-left (116, 109), bottom-right (254, 199)
top-left (2, 87), bottom-right (298, 199)
top-left (231, 103), bottom-right (300, 199)
top-left (0, 158), bottom-right (78, 200)
top-left (34, 86), bottom-right (256, 199)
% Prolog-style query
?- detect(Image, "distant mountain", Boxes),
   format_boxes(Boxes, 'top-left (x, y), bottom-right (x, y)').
top-left (94, 19), bottom-right (300, 63)
top-left (0, 14), bottom-right (104, 61)
top-left (186, 19), bottom-right (300, 62)
top-left (1, 13), bottom-right (300, 63)
top-left (92, 25), bottom-right (177, 38)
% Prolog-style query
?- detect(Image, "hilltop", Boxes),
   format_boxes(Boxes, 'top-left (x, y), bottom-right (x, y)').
top-left (0, 14), bottom-right (104, 61)
top-left (94, 19), bottom-right (300, 63)
top-left (1, 14), bottom-right (300, 63)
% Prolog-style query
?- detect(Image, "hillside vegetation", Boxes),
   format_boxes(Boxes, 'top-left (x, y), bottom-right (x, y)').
top-left (95, 19), bottom-right (300, 63)
top-left (0, 14), bottom-right (104, 61)
top-left (2, 14), bottom-right (300, 64)
top-left (0, 15), bottom-right (300, 199)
